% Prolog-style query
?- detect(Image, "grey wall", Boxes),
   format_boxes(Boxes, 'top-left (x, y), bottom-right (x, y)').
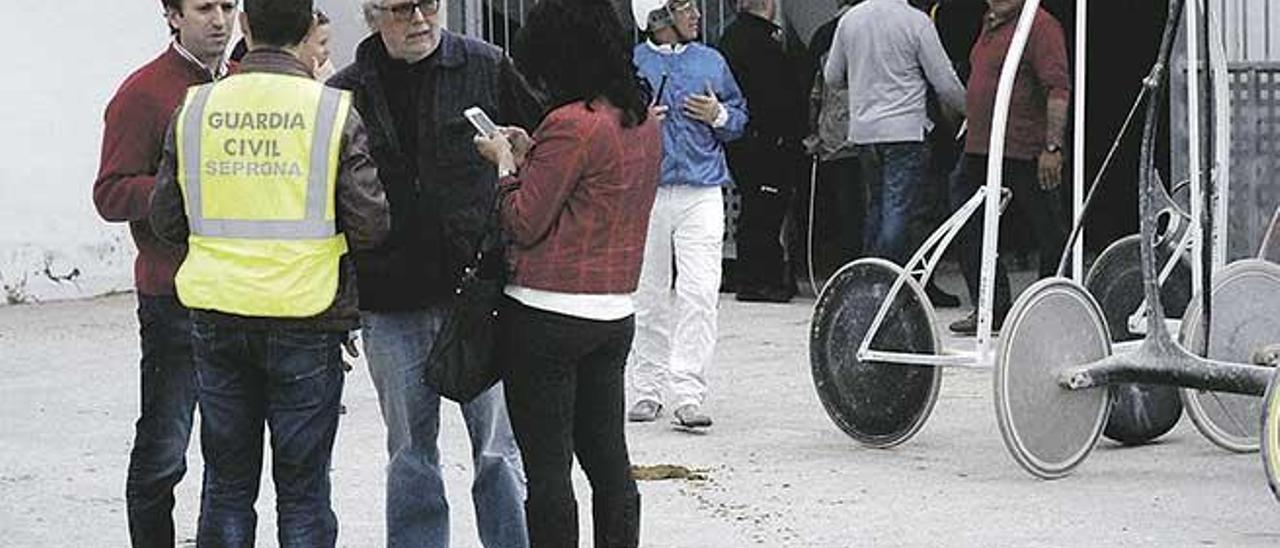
top-left (0, 2), bottom-right (171, 304)
top-left (784, 0), bottom-right (840, 45)
top-left (317, 0), bottom-right (373, 70)
top-left (1170, 3), bottom-right (1280, 261)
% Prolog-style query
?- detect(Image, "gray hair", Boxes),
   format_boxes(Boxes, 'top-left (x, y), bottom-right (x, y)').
top-left (360, 0), bottom-right (383, 29)
top-left (360, 0), bottom-right (444, 29)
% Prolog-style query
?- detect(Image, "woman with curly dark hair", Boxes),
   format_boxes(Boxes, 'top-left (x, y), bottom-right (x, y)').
top-left (473, 0), bottom-right (661, 546)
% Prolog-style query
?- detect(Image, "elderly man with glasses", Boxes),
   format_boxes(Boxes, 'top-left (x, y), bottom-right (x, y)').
top-left (328, 1), bottom-right (542, 546)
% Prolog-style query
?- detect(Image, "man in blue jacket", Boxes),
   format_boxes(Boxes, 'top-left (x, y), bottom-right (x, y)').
top-left (628, 0), bottom-right (747, 430)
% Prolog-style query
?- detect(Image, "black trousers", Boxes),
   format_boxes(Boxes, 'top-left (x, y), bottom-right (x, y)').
top-left (728, 137), bottom-right (798, 292)
top-left (499, 298), bottom-right (640, 548)
top-left (824, 155), bottom-right (865, 264)
top-left (949, 153), bottom-right (1068, 313)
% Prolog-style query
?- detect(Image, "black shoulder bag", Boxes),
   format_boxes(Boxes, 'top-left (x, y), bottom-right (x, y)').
top-left (424, 192), bottom-right (507, 403)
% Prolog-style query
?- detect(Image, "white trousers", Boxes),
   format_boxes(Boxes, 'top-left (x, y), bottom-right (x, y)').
top-left (631, 185), bottom-right (724, 409)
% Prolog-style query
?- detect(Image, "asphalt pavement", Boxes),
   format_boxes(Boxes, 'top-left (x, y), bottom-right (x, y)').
top-left (2, 271), bottom-right (1278, 547)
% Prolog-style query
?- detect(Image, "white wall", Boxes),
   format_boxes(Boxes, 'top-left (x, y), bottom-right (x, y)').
top-left (0, 0), bottom-right (846, 306)
top-left (0, 3), bottom-right (172, 304)
top-left (0, 1), bottom-right (373, 306)
top-left (319, 0), bottom-right (375, 70)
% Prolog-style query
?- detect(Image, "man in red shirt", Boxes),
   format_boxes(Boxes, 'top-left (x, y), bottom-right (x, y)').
top-left (948, 0), bottom-right (1070, 335)
top-left (92, 1), bottom-right (235, 544)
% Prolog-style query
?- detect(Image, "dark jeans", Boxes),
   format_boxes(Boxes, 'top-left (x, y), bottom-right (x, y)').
top-left (857, 142), bottom-right (927, 264)
top-left (128, 295), bottom-right (198, 548)
top-left (949, 153), bottom-right (1069, 313)
top-left (499, 298), bottom-right (640, 548)
top-left (192, 321), bottom-right (346, 548)
top-left (728, 138), bottom-right (798, 292)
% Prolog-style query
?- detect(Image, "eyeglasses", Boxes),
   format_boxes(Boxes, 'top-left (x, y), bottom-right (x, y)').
top-left (374, 0), bottom-right (440, 22)
top-left (668, 0), bottom-right (699, 16)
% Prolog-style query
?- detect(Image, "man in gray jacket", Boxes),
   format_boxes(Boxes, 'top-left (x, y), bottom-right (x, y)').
top-left (823, 0), bottom-right (965, 267)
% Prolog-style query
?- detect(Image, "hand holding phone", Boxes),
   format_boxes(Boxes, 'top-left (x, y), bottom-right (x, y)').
top-left (464, 106), bottom-right (500, 138)
top-left (500, 126), bottom-right (534, 167)
top-left (469, 107), bottom-right (517, 175)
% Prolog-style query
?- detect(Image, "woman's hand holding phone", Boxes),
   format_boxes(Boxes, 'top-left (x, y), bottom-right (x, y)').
top-left (500, 126), bottom-right (534, 168)
top-left (473, 132), bottom-right (516, 177)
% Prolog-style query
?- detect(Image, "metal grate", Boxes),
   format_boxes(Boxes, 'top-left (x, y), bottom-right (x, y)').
top-left (1218, 0), bottom-right (1280, 61)
top-left (1228, 62), bottom-right (1280, 258)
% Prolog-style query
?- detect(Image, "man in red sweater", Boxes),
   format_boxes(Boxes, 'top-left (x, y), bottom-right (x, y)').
top-left (947, 0), bottom-right (1070, 335)
top-left (92, 1), bottom-right (236, 545)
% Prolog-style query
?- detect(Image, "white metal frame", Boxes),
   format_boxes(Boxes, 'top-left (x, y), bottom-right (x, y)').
top-left (856, 186), bottom-right (1008, 368)
top-left (1207, 0), bottom-right (1231, 271)
top-left (851, 0), bottom-right (1045, 371)
top-left (1187, 0), bottom-right (1205, 293)
top-left (1072, 0), bottom-right (1087, 283)
top-left (850, 0), bottom-right (1234, 372)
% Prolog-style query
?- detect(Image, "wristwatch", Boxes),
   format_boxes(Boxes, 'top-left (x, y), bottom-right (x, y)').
top-left (1045, 143), bottom-right (1062, 154)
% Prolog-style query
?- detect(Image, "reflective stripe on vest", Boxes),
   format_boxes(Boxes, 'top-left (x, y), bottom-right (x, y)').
top-left (173, 73), bottom-right (351, 318)
top-left (180, 81), bottom-right (343, 239)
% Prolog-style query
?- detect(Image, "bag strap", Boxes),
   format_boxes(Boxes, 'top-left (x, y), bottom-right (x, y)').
top-left (461, 182), bottom-right (507, 275)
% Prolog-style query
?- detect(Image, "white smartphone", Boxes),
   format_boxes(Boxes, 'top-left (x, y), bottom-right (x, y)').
top-left (463, 106), bottom-right (500, 138)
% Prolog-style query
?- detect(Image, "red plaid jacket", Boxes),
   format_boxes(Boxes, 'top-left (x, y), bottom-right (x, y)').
top-left (499, 101), bottom-right (662, 293)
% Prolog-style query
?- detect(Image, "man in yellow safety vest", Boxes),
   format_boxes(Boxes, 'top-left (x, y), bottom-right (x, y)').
top-left (149, 0), bottom-right (388, 544)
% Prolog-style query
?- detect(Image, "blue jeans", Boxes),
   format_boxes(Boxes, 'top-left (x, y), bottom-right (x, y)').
top-left (361, 307), bottom-right (528, 548)
top-left (857, 142), bottom-right (927, 264)
top-left (192, 321), bottom-right (346, 548)
top-left (128, 295), bottom-right (198, 548)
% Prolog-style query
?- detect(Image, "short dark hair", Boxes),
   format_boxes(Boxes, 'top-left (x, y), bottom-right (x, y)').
top-left (513, 0), bottom-right (650, 128)
top-left (244, 0), bottom-right (314, 48)
top-left (161, 0), bottom-right (183, 35)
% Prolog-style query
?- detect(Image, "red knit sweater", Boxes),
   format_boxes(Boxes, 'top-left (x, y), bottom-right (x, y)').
top-left (94, 46), bottom-right (215, 296)
top-left (964, 8), bottom-right (1071, 161)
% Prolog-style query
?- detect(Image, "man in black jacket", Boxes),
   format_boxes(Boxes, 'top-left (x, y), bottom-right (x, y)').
top-left (718, 0), bottom-right (806, 303)
top-left (327, 1), bottom-right (541, 546)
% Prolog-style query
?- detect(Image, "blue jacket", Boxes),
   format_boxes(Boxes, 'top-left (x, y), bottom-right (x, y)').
top-left (633, 41), bottom-right (748, 187)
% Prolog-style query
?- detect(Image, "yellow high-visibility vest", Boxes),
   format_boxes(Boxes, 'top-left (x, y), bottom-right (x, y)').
top-left (174, 72), bottom-right (352, 318)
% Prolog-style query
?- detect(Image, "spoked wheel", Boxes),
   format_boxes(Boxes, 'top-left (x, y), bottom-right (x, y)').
top-left (1085, 234), bottom-right (1191, 445)
top-left (995, 278), bottom-right (1112, 479)
top-left (1181, 259), bottom-right (1280, 453)
top-left (810, 258), bottom-right (941, 448)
